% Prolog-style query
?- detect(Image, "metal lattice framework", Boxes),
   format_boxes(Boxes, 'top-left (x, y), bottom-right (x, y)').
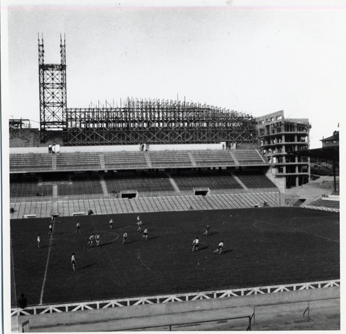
top-left (38, 37), bottom-right (257, 146)
top-left (38, 35), bottom-right (67, 143)
top-left (66, 99), bottom-right (257, 146)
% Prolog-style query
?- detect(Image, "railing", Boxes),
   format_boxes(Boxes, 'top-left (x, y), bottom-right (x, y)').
top-left (119, 315), bottom-right (252, 331)
top-left (11, 279), bottom-right (339, 317)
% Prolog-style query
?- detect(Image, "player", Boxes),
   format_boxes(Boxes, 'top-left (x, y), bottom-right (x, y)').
top-left (75, 222), bottom-right (81, 233)
top-left (137, 219), bottom-right (143, 232)
top-left (142, 228), bottom-right (148, 240)
top-left (213, 241), bottom-right (224, 255)
top-left (87, 234), bottom-right (95, 246)
top-left (37, 234), bottom-right (41, 248)
top-left (123, 232), bottom-right (128, 244)
top-left (192, 237), bottom-right (199, 251)
top-left (109, 219), bottom-right (113, 229)
top-left (202, 224), bottom-right (210, 237)
top-left (95, 234), bottom-right (100, 246)
top-left (71, 253), bottom-right (76, 271)
top-left (48, 224), bottom-right (53, 234)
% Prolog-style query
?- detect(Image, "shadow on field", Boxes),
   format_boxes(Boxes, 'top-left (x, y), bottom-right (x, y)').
top-left (221, 249), bottom-right (233, 254)
top-left (78, 264), bottom-right (97, 270)
top-left (206, 232), bottom-right (218, 237)
top-left (199, 245), bottom-right (209, 251)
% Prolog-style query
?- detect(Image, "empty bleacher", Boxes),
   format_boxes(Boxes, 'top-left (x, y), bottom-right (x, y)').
top-left (232, 149), bottom-right (266, 165)
top-left (308, 198), bottom-right (340, 210)
top-left (10, 175), bottom-right (53, 198)
top-left (104, 152), bottom-right (147, 169)
top-left (234, 172), bottom-right (277, 189)
top-left (149, 151), bottom-right (192, 167)
top-left (191, 150), bottom-right (236, 167)
top-left (104, 172), bottom-right (174, 195)
top-left (10, 153), bottom-right (53, 171)
top-left (56, 152), bottom-right (101, 171)
top-left (172, 170), bottom-right (243, 192)
top-left (58, 174), bottom-right (103, 196)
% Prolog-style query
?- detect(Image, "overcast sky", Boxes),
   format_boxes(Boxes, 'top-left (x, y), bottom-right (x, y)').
top-left (3, 1), bottom-right (346, 148)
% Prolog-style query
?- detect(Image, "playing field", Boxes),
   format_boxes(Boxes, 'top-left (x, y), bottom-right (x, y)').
top-left (10, 207), bottom-right (339, 307)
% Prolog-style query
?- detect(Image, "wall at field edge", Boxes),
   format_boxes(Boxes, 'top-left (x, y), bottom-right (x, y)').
top-left (12, 287), bottom-right (339, 332)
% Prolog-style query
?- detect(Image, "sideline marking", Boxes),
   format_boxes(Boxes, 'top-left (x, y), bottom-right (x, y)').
top-left (39, 219), bottom-right (55, 305)
top-left (138, 251), bottom-right (151, 271)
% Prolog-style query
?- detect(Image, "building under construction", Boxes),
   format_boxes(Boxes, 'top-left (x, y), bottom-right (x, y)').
top-left (37, 36), bottom-right (257, 147)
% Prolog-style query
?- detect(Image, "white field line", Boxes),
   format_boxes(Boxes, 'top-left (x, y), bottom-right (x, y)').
top-left (39, 220), bottom-right (54, 305)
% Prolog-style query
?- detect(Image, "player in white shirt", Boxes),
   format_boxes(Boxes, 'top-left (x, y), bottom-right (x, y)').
top-left (37, 234), bottom-right (41, 248)
top-left (142, 228), bottom-right (148, 240)
top-left (123, 232), bottom-right (128, 244)
top-left (71, 253), bottom-right (76, 271)
top-left (95, 234), bottom-right (100, 246)
top-left (192, 237), bottom-right (199, 251)
top-left (213, 241), bottom-right (224, 255)
top-left (109, 219), bottom-right (113, 229)
top-left (87, 234), bottom-right (95, 246)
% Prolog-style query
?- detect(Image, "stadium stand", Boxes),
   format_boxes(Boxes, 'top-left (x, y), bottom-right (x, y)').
top-left (104, 151), bottom-right (148, 169)
top-left (231, 149), bottom-right (266, 165)
top-left (56, 152), bottom-right (101, 171)
top-left (172, 170), bottom-right (243, 192)
top-left (234, 172), bottom-right (277, 189)
top-left (10, 175), bottom-right (53, 198)
top-left (10, 153), bottom-right (53, 172)
top-left (308, 198), bottom-right (340, 210)
top-left (190, 150), bottom-right (236, 167)
top-left (58, 174), bottom-right (103, 196)
top-left (149, 151), bottom-right (192, 167)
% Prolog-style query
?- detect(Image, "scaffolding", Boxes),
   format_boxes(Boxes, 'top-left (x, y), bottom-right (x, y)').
top-left (38, 37), bottom-right (257, 146)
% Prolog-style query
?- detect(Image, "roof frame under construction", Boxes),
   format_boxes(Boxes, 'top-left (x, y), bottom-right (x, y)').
top-left (38, 36), bottom-right (258, 146)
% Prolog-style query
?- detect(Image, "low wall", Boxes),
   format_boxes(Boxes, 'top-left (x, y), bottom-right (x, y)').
top-left (13, 285), bottom-right (339, 332)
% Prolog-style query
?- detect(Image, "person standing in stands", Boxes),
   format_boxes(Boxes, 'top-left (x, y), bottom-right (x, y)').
top-left (71, 253), bottom-right (76, 271)
top-left (37, 234), bottom-right (41, 248)
top-left (109, 218), bottom-right (113, 229)
top-left (202, 225), bottom-right (210, 237)
top-left (192, 237), bottom-right (199, 251)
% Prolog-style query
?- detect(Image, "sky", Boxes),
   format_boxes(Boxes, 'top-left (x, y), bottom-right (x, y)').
top-left (3, 0), bottom-right (346, 148)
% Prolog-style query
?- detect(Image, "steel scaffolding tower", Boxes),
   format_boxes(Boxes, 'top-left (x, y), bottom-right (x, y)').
top-left (38, 35), bottom-right (67, 143)
top-left (38, 37), bottom-right (258, 146)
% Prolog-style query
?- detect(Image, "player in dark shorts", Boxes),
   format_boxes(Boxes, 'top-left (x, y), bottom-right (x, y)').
top-left (137, 220), bottom-right (143, 232)
top-left (213, 241), bottom-right (224, 255)
top-left (109, 219), bottom-right (113, 229)
top-left (75, 222), bottom-right (81, 233)
top-left (48, 224), bottom-right (53, 234)
top-left (71, 253), bottom-right (76, 271)
top-left (192, 237), bottom-right (199, 251)
top-left (142, 228), bottom-right (148, 240)
top-left (87, 234), bottom-right (95, 246)
top-left (202, 225), bottom-right (210, 236)
top-left (123, 232), bottom-right (128, 244)
top-left (37, 234), bottom-right (41, 248)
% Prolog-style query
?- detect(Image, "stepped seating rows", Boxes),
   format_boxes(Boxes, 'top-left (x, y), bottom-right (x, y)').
top-left (309, 199), bottom-right (340, 209)
top-left (191, 150), bottom-right (235, 166)
top-left (172, 172), bottom-right (243, 191)
top-left (104, 173), bottom-right (174, 193)
top-left (232, 150), bottom-right (265, 164)
top-left (149, 151), bottom-right (192, 167)
top-left (104, 152), bottom-right (147, 168)
top-left (56, 153), bottom-right (101, 170)
top-left (235, 173), bottom-right (277, 189)
top-left (10, 153), bottom-right (53, 170)
top-left (58, 176), bottom-right (103, 196)
top-left (10, 178), bottom-right (53, 197)
top-left (10, 191), bottom-right (280, 218)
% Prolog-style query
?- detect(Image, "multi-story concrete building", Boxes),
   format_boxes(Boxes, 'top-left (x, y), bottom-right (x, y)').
top-left (256, 110), bottom-right (311, 192)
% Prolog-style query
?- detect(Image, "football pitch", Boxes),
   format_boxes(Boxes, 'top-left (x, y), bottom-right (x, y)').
top-left (10, 207), bottom-right (339, 307)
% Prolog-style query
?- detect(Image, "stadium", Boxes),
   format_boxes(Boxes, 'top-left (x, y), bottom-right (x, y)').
top-left (9, 36), bottom-right (340, 331)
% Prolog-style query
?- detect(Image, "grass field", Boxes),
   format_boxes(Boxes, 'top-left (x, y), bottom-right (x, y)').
top-left (10, 207), bottom-right (339, 307)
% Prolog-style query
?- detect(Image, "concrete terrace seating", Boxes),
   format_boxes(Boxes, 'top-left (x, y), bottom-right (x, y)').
top-left (10, 176), bottom-right (53, 198)
top-left (10, 153), bottom-right (53, 171)
top-left (56, 152), bottom-right (101, 170)
top-left (235, 173), bottom-right (277, 189)
top-left (104, 172), bottom-right (174, 194)
top-left (104, 152), bottom-right (147, 169)
top-left (232, 149), bottom-right (266, 165)
top-left (58, 175), bottom-right (103, 196)
top-left (191, 150), bottom-right (235, 167)
top-left (309, 198), bottom-right (340, 210)
top-left (149, 151), bottom-right (192, 167)
top-left (172, 171), bottom-right (243, 191)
